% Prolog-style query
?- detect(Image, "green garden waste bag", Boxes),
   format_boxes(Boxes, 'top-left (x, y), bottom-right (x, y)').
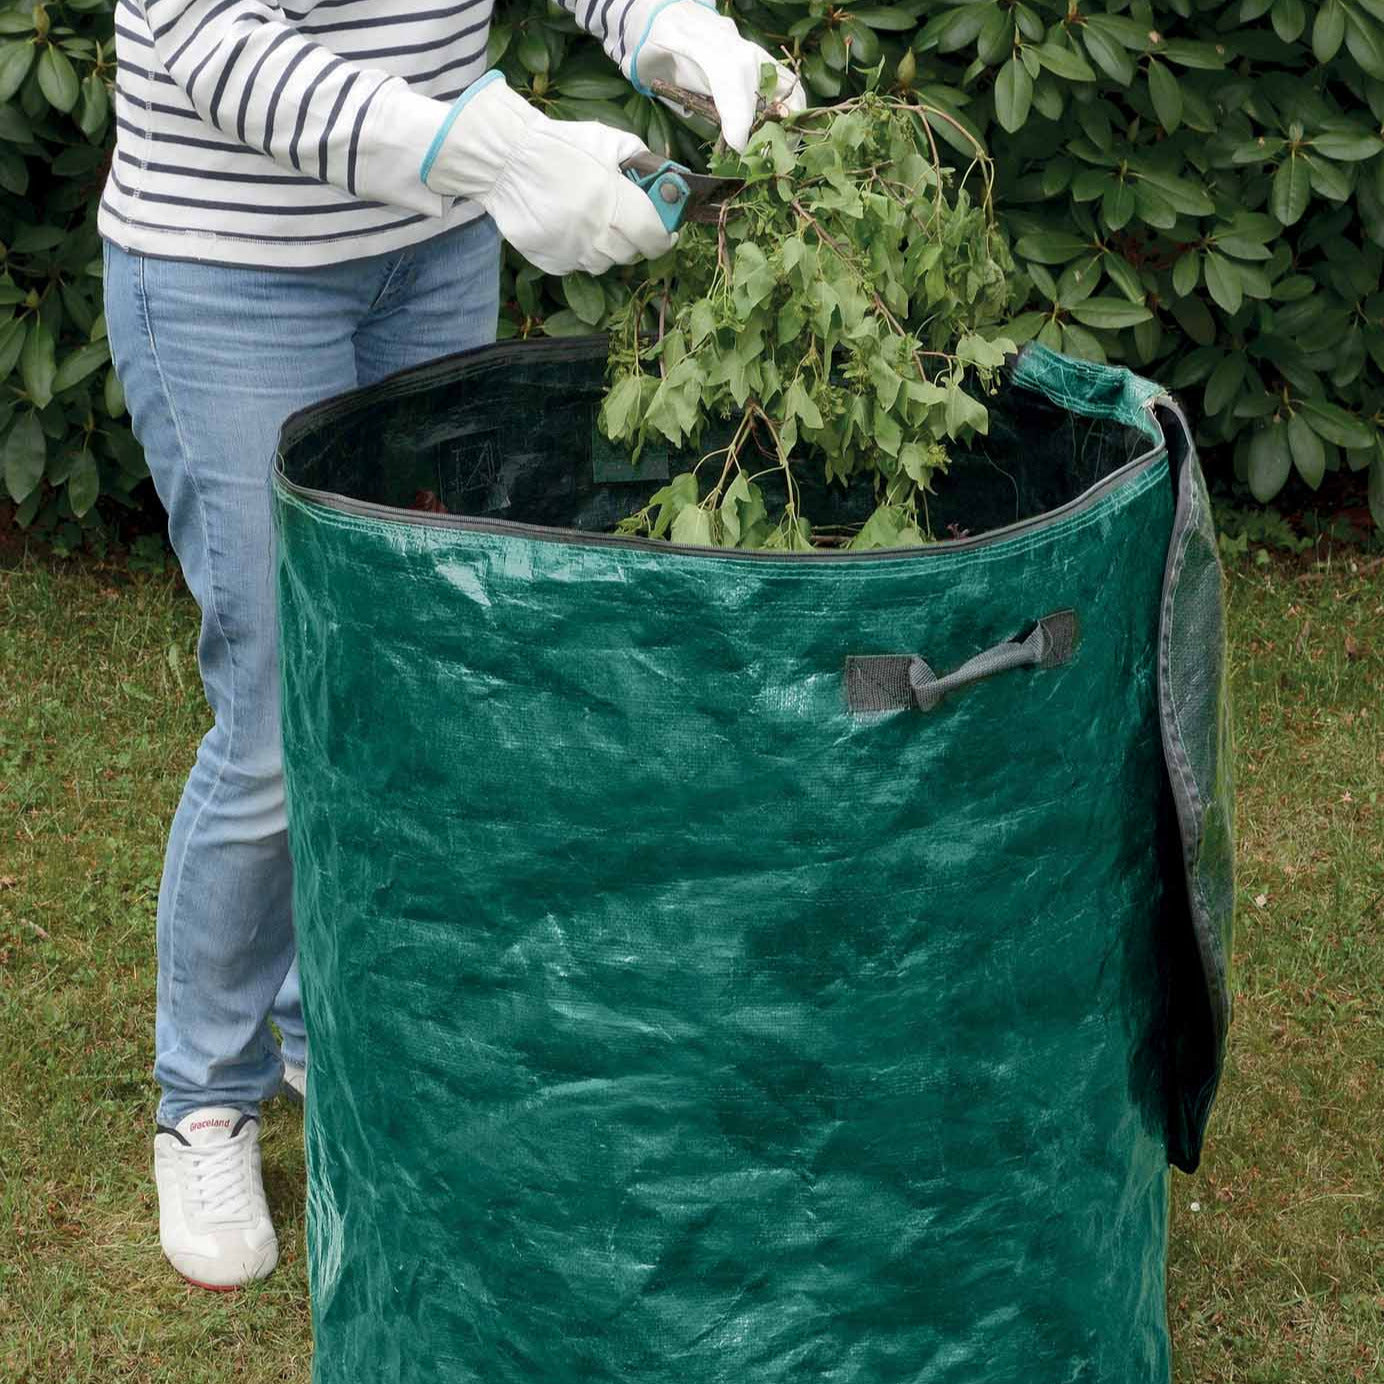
top-left (274, 339), bottom-right (1233, 1384)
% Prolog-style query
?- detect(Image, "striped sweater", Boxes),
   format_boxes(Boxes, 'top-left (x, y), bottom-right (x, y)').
top-left (101, 0), bottom-right (671, 267)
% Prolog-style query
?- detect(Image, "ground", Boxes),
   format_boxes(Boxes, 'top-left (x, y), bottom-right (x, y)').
top-left (0, 550), bottom-right (1380, 1382)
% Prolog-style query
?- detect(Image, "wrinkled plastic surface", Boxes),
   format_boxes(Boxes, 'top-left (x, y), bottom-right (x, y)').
top-left (275, 341), bottom-right (1233, 1384)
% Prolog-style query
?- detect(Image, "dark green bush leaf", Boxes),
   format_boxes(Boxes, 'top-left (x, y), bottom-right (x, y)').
top-left (1313, 0), bottom-right (1346, 59)
top-left (1015, 231), bottom-right (1090, 263)
top-left (19, 321), bottom-right (55, 408)
top-left (1298, 397), bottom-right (1374, 448)
top-left (2, 412), bottom-right (45, 502)
top-left (1270, 0), bottom-right (1307, 43)
top-left (1147, 59), bottom-right (1181, 132)
top-left (1271, 155), bottom-right (1311, 224)
top-left (1312, 128), bottom-right (1384, 160)
top-left (0, 40), bottom-right (34, 104)
top-left (1205, 353), bottom-right (1246, 414)
top-left (1068, 296), bottom-right (1151, 327)
top-left (1247, 422), bottom-right (1292, 501)
top-left (36, 45), bottom-right (79, 112)
top-left (1286, 411), bottom-right (1325, 487)
top-left (1032, 42), bottom-right (1097, 82)
top-left (561, 273), bottom-right (606, 326)
top-left (66, 447), bottom-right (99, 516)
top-left (843, 7), bottom-right (918, 31)
top-left (1203, 252), bottom-right (1244, 314)
top-left (1080, 25), bottom-right (1136, 84)
top-left (995, 57), bottom-right (1034, 132)
top-left (51, 339), bottom-right (110, 393)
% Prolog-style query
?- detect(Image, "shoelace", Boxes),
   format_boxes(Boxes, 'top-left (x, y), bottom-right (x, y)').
top-left (182, 1134), bottom-right (255, 1222)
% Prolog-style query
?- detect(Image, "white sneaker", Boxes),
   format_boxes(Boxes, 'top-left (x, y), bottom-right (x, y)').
top-left (280, 1060), bottom-right (306, 1104)
top-left (154, 1107), bottom-right (278, 1290)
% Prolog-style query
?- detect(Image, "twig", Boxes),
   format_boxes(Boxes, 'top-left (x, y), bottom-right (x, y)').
top-left (657, 289), bottom-right (669, 378)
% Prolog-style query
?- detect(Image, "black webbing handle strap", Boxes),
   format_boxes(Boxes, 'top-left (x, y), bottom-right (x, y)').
top-left (846, 610), bottom-right (1080, 714)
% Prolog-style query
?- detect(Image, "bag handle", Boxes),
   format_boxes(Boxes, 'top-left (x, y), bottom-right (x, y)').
top-left (846, 610), bottom-right (1080, 714)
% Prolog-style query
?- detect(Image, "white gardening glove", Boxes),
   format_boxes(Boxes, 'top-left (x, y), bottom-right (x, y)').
top-left (624, 0), bottom-right (807, 152)
top-left (421, 72), bottom-right (676, 276)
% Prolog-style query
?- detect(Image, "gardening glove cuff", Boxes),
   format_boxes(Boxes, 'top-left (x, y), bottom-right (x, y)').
top-left (624, 0), bottom-right (806, 152)
top-left (414, 72), bottom-right (676, 276)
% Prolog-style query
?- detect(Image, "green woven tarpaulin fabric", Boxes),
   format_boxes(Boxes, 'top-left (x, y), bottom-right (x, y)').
top-left (275, 341), bottom-right (1233, 1384)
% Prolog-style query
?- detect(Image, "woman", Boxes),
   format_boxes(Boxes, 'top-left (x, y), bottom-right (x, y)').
top-left (103, 0), bottom-right (802, 1290)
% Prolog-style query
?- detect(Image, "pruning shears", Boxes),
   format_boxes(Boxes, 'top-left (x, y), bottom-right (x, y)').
top-left (619, 152), bottom-right (744, 234)
top-left (619, 80), bottom-right (750, 233)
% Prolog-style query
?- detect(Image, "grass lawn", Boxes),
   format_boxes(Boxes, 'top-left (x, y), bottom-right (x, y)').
top-left (1, 549), bottom-right (1381, 1382)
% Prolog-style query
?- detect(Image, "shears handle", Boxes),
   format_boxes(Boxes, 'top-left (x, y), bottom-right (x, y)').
top-left (620, 153), bottom-right (694, 234)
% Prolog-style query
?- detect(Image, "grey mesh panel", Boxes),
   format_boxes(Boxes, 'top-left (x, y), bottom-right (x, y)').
top-left (1156, 400), bottom-right (1235, 1172)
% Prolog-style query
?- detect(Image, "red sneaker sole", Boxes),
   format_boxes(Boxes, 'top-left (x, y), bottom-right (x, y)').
top-left (179, 1274), bottom-right (250, 1292)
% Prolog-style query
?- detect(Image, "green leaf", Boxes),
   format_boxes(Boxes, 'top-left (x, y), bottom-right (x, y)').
top-left (732, 242), bottom-right (776, 312)
top-left (0, 149), bottom-right (25, 196)
top-left (1271, 0), bottom-right (1307, 43)
top-left (0, 40), bottom-right (34, 105)
top-left (51, 340), bottom-right (110, 394)
top-left (994, 56), bottom-right (1033, 133)
top-left (600, 375), bottom-right (646, 440)
top-left (19, 321), bottom-right (55, 408)
top-left (1170, 293), bottom-right (1216, 345)
top-left (647, 471), bottom-right (697, 538)
top-left (848, 504), bottom-right (917, 550)
top-left (1031, 41), bottom-right (1097, 81)
top-left (1271, 156), bottom-right (1311, 225)
top-left (0, 315), bottom-right (26, 379)
top-left (842, 6), bottom-right (918, 30)
top-left (1311, 128), bottom-right (1384, 161)
top-left (1080, 25), bottom-right (1135, 84)
top-left (1147, 59), bottom-right (1181, 133)
top-left (1068, 296), bottom-right (1152, 328)
top-left (841, 19), bottom-right (881, 66)
top-left (1345, 11), bottom-right (1384, 79)
top-left (2, 412), bottom-right (45, 502)
top-left (1203, 253), bottom-right (1244, 315)
top-left (556, 72), bottom-right (629, 99)
top-left (1102, 251), bottom-right (1144, 303)
top-left (538, 308), bottom-right (590, 337)
top-left (1155, 39), bottom-right (1228, 69)
top-left (103, 366), bottom-right (125, 418)
top-left (66, 447), bottom-right (99, 517)
top-left (77, 71), bottom-right (107, 138)
top-left (820, 26), bottom-right (848, 72)
top-left (1286, 412), bottom-right (1325, 488)
top-left (515, 27), bottom-right (549, 74)
top-left (1369, 451), bottom-right (1384, 530)
top-left (1060, 322), bottom-right (1107, 362)
top-left (36, 45), bottom-right (78, 112)
top-left (1172, 251), bottom-right (1200, 297)
top-left (1247, 423), bottom-right (1292, 502)
top-left (1313, 0), bottom-right (1347, 61)
top-left (1298, 397), bottom-right (1375, 448)
top-left (1205, 353), bottom-right (1246, 414)
top-left (1083, 14), bottom-right (1154, 49)
top-left (562, 273), bottom-right (606, 326)
top-left (0, 101), bottom-right (31, 142)
top-left (1306, 153), bottom-right (1351, 201)
top-left (670, 504), bottom-right (714, 547)
top-left (785, 376), bottom-right (824, 430)
top-left (1015, 231), bottom-right (1090, 264)
top-left (1101, 179), bottom-right (1135, 230)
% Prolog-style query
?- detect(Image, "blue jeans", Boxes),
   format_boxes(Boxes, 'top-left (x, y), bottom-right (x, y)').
top-left (104, 218), bottom-right (501, 1126)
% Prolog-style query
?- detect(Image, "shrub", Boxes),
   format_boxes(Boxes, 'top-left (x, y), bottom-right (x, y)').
top-left (4, 0), bottom-right (1383, 537)
top-left (0, 0), bottom-right (137, 548)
